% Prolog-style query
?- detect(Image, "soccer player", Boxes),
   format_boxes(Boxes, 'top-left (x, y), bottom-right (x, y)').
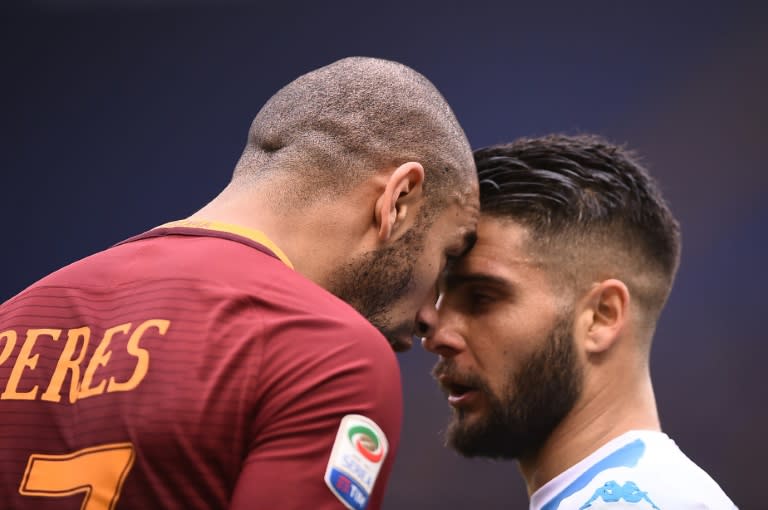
top-left (0, 57), bottom-right (479, 510)
top-left (422, 134), bottom-right (737, 509)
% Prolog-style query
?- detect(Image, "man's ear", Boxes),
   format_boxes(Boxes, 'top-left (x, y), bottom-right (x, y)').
top-left (577, 279), bottom-right (630, 354)
top-left (375, 162), bottom-right (425, 241)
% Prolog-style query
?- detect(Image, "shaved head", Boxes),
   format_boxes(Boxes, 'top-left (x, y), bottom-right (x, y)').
top-left (233, 57), bottom-right (475, 209)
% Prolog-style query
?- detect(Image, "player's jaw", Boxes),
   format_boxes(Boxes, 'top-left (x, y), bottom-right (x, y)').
top-left (435, 315), bottom-right (583, 461)
top-left (325, 225), bottom-right (427, 352)
top-left (354, 301), bottom-right (422, 353)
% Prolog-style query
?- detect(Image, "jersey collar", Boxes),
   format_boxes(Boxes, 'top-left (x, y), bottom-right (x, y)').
top-left (158, 219), bottom-right (294, 269)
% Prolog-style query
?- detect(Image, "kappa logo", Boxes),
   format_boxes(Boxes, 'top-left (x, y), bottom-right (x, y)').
top-left (324, 415), bottom-right (389, 510)
top-left (579, 480), bottom-right (660, 509)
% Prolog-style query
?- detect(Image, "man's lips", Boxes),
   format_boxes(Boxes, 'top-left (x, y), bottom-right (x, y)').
top-left (448, 390), bottom-right (479, 407)
top-left (438, 376), bottom-right (480, 407)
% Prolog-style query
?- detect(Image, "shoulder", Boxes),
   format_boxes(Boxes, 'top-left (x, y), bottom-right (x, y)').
top-left (259, 298), bottom-right (398, 394)
top-left (536, 432), bottom-right (737, 510)
top-left (247, 267), bottom-right (400, 413)
top-left (559, 477), bottom-right (736, 510)
top-left (249, 263), bottom-right (392, 359)
top-left (248, 280), bottom-right (402, 470)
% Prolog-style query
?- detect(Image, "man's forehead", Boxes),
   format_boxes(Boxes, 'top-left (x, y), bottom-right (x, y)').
top-left (458, 218), bottom-right (542, 270)
top-left (442, 245), bottom-right (553, 303)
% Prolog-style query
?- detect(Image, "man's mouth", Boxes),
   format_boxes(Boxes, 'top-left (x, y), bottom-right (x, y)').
top-left (439, 377), bottom-right (480, 407)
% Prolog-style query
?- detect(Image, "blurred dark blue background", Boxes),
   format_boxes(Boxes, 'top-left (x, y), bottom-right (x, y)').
top-left (2, 1), bottom-right (765, 508)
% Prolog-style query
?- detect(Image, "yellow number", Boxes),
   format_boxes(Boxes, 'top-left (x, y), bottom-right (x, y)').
top-left (19, 442), bottom-right (135, 510)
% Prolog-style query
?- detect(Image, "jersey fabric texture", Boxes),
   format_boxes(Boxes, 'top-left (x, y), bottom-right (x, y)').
top-left (530, 430), bottom-right (737, 510)
top-left (0, 221), bottom-right (402, 510)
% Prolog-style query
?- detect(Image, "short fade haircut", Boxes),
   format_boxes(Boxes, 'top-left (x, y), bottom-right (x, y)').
top-left (474, 134), bottom-right (681, 326)
top-left (233, 56), bottom-right (474, 213)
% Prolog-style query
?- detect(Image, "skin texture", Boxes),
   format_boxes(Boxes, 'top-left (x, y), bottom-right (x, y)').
top-left (424, 216), bottom-right (660, 495)
top-left (327, 193), bottom-right (479, 349)
top-left (422, 134), bottom-right (689, 502)
top-left (425, 218), bottom-right (582, 457)
top-left (191, 57), bottom-right (482, 351)
top-left (194, 161), bottom-right (479, 351)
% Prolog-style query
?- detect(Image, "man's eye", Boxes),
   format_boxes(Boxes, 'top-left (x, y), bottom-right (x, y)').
top-left (463, 290), bottom-right (496, 311)
top-left (469, 292), bottom-right (493, 304)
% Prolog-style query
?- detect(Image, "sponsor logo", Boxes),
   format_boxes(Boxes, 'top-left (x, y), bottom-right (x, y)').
top-left (324, 415), bottom-right (389, 510)
top-left (348, 424), bottom-right (385, 463)
top-left (579, 480), bottom-right (660, 509)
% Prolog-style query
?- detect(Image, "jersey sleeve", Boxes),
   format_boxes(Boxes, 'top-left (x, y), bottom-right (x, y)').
top-left (228, 310), bottom-right (402, 510)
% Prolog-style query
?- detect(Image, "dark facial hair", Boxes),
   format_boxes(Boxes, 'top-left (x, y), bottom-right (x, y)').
top-left (434, 314), bottom-right (582, 460)
top-left (326, 225), bottom-right (425, 345)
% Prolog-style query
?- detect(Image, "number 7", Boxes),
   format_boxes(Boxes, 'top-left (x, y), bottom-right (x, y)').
top-left (19, 442), bottom-right (135, 510)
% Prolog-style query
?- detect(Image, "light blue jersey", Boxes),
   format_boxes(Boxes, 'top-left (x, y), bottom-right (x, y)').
top-left (530, 431), bottom-right (737, 510)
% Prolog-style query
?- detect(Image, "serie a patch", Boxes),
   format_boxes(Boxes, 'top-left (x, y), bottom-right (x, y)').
top-left (324, 414), bottom-right (389, 510)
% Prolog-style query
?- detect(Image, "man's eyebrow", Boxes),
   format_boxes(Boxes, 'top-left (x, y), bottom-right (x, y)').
top-left (443, 272), bottom-right (509, 291)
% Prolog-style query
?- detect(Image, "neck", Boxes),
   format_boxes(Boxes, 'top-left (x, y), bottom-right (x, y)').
top-left (186, 181), bottom-right (377, 287)
top-left (518, 366), bottom-right (659, 497)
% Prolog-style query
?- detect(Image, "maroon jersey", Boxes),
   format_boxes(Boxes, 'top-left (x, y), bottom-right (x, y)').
top-left (0, 221), bottom-right (402, 510)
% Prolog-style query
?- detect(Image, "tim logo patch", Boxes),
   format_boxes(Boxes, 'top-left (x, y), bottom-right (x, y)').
top-left (324, 414), bottom-right (388, 510)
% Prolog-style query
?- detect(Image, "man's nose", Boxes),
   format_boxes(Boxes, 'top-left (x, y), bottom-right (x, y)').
top-left (414, 285), bottom-right (440, 340)
top-left (415, 307), bottom-right (437, 340)
top-left (421, 311), bottom-right (466, 358)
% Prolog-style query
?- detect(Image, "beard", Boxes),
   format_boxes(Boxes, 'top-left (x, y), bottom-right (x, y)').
top-left (434, 313), bottom-right (582, 460)
top-left (325, 224), bottom-right (425, 345)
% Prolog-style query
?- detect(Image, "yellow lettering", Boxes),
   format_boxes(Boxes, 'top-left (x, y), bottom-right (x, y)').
top-left (79, 323), bottom-right (130, 400)
top-left (2, 328), bottom-right (61, 400)
top-left (108, 319), bottom-right (169, 393)
top-left (0, 329), bottom-right (18, 366)
top-left (41, 327), bottom-right (91, 403)
top-left (19, 442), bottom-right (135, 510)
